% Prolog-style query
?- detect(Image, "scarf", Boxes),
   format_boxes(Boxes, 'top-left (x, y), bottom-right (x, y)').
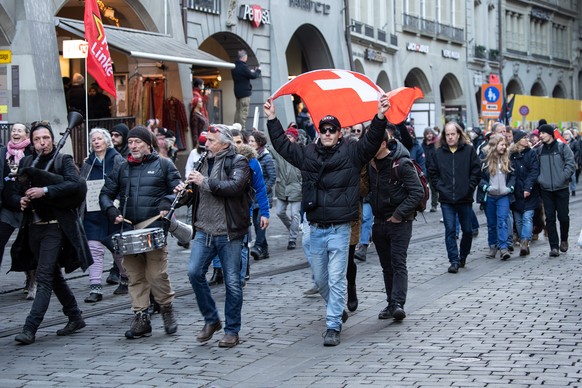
top-left (6, 138), bottom-right (31, 164)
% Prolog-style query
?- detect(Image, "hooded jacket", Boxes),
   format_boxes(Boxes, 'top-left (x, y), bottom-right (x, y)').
top-left (267, 114), bottom-right (386, 224)
top-left (369, 140), bottom-right (424, 221)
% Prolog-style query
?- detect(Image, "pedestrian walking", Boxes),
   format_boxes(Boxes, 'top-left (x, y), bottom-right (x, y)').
top-left (264, 94), bottom-right (389, 346)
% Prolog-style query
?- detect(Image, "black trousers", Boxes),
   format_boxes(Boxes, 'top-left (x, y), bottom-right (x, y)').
top-left (540, 188), bottom-right (570, 249)
top-left (0, 221), bottom-right (15, 268)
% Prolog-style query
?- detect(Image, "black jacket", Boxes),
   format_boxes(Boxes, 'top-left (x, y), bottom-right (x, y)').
top-left (267, 114), bottom-right (386, 224)
top-left (510, 146), bottom-right (540, 213)
top-left (428, 142), bottom-right (480, 204)
top-left (369, 140), bottom-right (424, 221)
top-left (231, 60), bottom-right (261, 99)
top-left (10, 150), bottom-right (92, 273)
top-left (189, 146), bottom-right (252, 240)
top-left (100, 152), bottom-right (181, 229)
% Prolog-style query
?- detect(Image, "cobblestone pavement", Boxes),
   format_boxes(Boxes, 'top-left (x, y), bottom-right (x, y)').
top-left (0, 199), bottom-right (581, 387)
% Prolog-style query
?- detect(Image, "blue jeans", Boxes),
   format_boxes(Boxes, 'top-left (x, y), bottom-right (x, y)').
top-left (25, 224), bottom-right (82, 332)
top-left (212, 232), bottom-right (249, 282)
top-left (309, 223), bottom-right (350, 330)
top-left (252, 208), bottom-right (268, 251)
top-left (485, 195), bottom-right (510, 249)
top-left (441, 203), bottom-right (474, 265)
top-left (455, 209), bottom-right (479, 235)
top-left (514, 209), bottom-right (534, 241)
top-left (188, 232), bottom-right (243, 335)
top-left (359, 202), bottom-right (373, 245)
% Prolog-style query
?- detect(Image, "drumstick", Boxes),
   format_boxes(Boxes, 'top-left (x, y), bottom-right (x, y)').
top-left (123, 219), bottom-right (133, 225)
top-left (134, 214), bottom-right (161, 230)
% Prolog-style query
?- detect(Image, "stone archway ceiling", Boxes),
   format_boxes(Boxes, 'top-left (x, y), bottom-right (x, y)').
top-left (288, 24), bottom-right (334, 71)
top-left (440, 73), bottom-right (463, 102)
top-left (404, 68), bottom-right (431, 96)
top-left (552, 84), bottom-right (566, 98)
top-left (353, 59), bottom-right (365, 74)
top-left (376, 71), bottom-right (391, 93)
top-left (210, 31), bottom-right (258, 67)
top-left (530, 82), bottom-right (546, 96)
top-left (506, 79), bottom-right (523, 95)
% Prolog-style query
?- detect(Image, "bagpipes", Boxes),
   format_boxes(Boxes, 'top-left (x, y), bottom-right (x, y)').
top-left (162, 151), bottom-right (208, 245)
top-left (17, 111), bottom-right (87, 209)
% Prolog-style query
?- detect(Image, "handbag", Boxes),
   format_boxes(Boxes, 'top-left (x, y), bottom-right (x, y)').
top-left (302, 162), bottom-right (326, 212)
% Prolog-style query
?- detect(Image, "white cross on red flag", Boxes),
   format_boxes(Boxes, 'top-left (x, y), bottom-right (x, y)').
top-left (84, 0), bottom-right (116, 97)
top-left (272, 69), bottom-right (423, 129)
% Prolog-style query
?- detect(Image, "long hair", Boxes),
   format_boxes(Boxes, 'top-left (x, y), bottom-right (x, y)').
top-left (437, 121), bottom-right (466, 148)
top-left (484, 134), bottom-right (512, 177)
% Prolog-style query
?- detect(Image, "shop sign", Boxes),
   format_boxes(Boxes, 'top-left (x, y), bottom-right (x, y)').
top-left (406, 42), bottom-right (429, 54)
top-left (0, 50), bottom-right (11, 64)
top-left (289, 0), bottom-right (331, 15)
top-left (63, 40), bottom-right (88, 59)
top-left (364, 49), bottom-right (386, 63)
top-left (442, 49), bottom-right (460, 60)
top-left (238, 4), bottom-right (271, 28)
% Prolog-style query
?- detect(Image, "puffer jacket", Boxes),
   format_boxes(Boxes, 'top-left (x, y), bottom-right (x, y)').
top-left (267, 114), bottom-right (386, 224)
top-left (510, 145), bottom-right (540, 213)
top-left (428, 142), bottom-right (481, 204)
top-left (99, 152), bottom-right (181, 229)
top-left (369, 140), bottom-right (424, 221)
top-left (536, 140), bottom-right (577, 191)
top-left (256, 148), bottom-right (276, 207)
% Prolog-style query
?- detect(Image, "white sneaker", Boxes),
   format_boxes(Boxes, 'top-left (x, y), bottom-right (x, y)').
top-left (26, 282), bottom-right (37, 300)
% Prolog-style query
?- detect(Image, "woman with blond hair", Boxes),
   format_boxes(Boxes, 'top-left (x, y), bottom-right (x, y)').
top-left (480, 134), bottom-right (515, 260)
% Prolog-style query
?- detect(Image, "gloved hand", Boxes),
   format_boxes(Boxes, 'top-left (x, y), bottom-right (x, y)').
top-left (482, 185), bottom-right (490, 192)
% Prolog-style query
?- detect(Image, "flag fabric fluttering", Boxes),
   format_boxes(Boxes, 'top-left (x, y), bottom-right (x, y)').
top-left (84, 0), bottom-right (116, 97)
top-left (271, 69), bottom-right (423, 130)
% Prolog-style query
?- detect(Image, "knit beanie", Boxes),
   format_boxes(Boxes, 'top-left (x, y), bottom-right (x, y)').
top-left (538, 124), bottom-right (554, 138)
top-left (128, 126), bottom-right (153, 146)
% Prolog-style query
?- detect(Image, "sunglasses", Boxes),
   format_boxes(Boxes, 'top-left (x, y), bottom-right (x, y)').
top-left (209, 125), bottom-right (233, 139)
top-left (321, 127), bottom-right (338, 134)
top-left (30, 120), bottom-right (52, 131)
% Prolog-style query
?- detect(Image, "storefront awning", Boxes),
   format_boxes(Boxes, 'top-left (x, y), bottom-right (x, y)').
top-left (56, 17), bottom-right (234, 69)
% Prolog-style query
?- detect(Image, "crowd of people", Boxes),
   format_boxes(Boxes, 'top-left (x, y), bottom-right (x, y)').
top-left (1, 80), bottom-right (579, 349)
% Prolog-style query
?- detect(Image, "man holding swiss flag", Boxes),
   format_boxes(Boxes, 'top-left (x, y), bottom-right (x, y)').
top-left (264, 95), bottom-right (390, 346)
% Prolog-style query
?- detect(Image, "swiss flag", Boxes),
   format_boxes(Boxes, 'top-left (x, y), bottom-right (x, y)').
top-left (272, 69), bottom-right (423, 129)
top-left (554, 129), bottom-right (567, 144)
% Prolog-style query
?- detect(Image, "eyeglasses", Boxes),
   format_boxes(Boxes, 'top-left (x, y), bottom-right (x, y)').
top-left (30, 120), bottom-right (52, 132)
top-left (321, 127), bottom-right (338, 134)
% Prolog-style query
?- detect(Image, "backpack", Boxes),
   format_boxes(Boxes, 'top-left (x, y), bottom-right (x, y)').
top-left (392, 156), bottom-right (429, 213)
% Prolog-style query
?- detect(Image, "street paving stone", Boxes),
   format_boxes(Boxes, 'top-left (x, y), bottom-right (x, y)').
top-left (0, 200), bottom-right (581, 387)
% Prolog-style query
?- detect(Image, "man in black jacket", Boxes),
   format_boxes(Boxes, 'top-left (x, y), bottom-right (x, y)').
top-left (428, 121), bottom-right (480, 273)
top-left (100, 126), bottom-right (181, 339)
top-left (369, 135), bottom-right (424, 321)
top-left (13, 121), bottom-right (92, 345)
top-left (264, 95), bottom-right (389, 346)
top-left (232, 49), bottom-right (261, 129)
top-left (186, 124), bottom-right (251, 348)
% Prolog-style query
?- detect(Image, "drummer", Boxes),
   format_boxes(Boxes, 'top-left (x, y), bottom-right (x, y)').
top-left (99, 126), bottom-right (183, 339)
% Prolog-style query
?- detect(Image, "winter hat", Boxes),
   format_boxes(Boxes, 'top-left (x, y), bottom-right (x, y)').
top-left (285, 127), bottom-right (299, 140)
top-left (198, 131), bottom-right (208, 145)
top-left (72, 73), bottom-right (84, 86)
top-left (531, 129), bottom-right (539, 137)
top-left (319, 115), bottom-right (341, 131)
top-left (539, 124), bottom-right (555, 138)
top-left (537, 119), bottom-right (547, 128)
top-left (513, 130), bottom-right (527, 143)
top-left (128, 126), bottom-right (153, 146)
top-left (110, 123), bottom-right (129, 140)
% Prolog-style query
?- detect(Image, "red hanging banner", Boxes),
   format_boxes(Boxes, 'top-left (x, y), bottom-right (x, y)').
top-left (84, 0), bottom-right (116, 97)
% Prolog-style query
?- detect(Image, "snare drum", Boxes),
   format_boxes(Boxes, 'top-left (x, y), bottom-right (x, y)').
top-left (112, 228), bottom-right (166, 255)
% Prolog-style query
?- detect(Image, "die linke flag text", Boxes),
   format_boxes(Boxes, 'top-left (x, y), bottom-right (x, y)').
top-left (272, 69), bottom-right (423, 129)
top-left (84, 0), bottom-right (116, 97)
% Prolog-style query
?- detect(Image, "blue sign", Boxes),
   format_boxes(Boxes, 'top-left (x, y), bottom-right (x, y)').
top-left (484, 86), bottom-right (500, 103)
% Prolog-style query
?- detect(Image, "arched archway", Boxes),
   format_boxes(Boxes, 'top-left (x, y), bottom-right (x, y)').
top-left (506, 78), bottom-right (524, 95)
top-left (552, 83), bottom-right (566, 98)
top-left (285, 24), bottom-right (334, 74)
top-left (376, 70), bottom-right (391, 93)
top-left (404, 68), bottom-right (431, 96)
top-left (56, 0), bottom-right (155, 31)
top-left (440, 73), bottom-right (463, 104)
top-left (353, 59), bottom-right (365, 75)
top-left (531, 81), bottom-right (546, 96)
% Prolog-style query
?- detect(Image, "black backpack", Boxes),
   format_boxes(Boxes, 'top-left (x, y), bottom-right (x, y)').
top-left (392, 157), bottom-right (429, 213)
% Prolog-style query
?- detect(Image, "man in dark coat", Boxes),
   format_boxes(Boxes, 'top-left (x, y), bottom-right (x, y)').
top-left (231, 49), bottom-right (261, 129)
top-left (100, 126), bottom-right (182, 339)
top-left (428, 121), bottom-right (481, 274)
top-left (110, 123), bottom-right (130, 158)
top-left (12, 121), bottom-right (92, 345)
top-left (263, 95), bottom-right (389, 346)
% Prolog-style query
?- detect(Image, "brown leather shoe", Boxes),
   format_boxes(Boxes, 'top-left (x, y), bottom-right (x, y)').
top-left (218, 333), bottom-right (239, 348)
top-left (196, 321), bottom-right (222, 342)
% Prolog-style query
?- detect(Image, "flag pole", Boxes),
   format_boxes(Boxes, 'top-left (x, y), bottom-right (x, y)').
top-left (85, 58), bottom-right (89, 155)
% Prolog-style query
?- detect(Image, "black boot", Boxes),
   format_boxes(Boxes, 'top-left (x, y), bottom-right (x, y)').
top-left (125, 311), bottom-right (152, 339)
top-left (347, 284), bottom-right (359, 312)
top-left (209, 268), bottom-right (224, 286)
top-left (161, 303), bottom-right (178, 335)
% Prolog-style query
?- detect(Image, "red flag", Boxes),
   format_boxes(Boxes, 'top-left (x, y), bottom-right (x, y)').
top-left (272, 69), bottom-right (423, 129)
top-left (84, 0), bottom-right (116, 97)
top-left (554, 129), bottom-right (566, 144)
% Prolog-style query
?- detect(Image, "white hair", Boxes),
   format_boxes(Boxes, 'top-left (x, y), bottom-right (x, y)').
top-left (89, 127), bottom-right (113, 151)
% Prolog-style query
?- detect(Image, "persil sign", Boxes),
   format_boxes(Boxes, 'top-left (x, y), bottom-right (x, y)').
top-left (238, 4), bottom-right (271, 28)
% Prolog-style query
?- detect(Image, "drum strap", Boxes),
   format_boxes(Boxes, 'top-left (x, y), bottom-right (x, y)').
top-left (120, 164), bottom-right (131, 235)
